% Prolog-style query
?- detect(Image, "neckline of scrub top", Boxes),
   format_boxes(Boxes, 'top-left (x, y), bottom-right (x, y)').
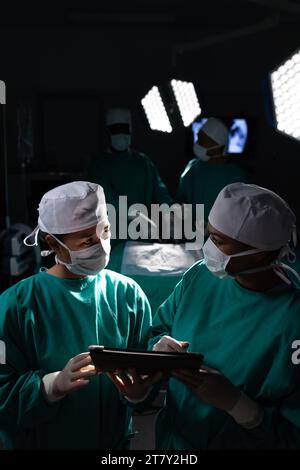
top-left (230, 276), bottom-right (293, 296)
top-left (39, 268), bottom-right (97, 291)
top-left (195, 159), bottom-right (238, 169)
top-left (107, 151), bottom-right (131, 160)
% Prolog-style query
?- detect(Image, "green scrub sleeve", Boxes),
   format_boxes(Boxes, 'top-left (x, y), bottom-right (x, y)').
top-left (0, 367), bottom-right (61, 433)
top-left (128, 282), bottom-right (153, 349)
top-left (149, 277), bottom-right (184, 349)
top-left (175, 159), bottom-right (196, 204)
top-left (175, 178), bottom-right (185, 204)
top-left (0, 289), bottom-right (61, 434)
top-left (246, 402), bottom-right (300, 449)
top-left (209, 397), bottom-right (300, 449)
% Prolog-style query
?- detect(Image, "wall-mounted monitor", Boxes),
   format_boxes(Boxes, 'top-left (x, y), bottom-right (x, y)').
top-left (191, 118), bottom-right (249, 154)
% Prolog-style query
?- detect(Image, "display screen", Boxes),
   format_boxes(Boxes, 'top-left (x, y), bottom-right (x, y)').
top-left (192, 118), bottom-right (248, 154)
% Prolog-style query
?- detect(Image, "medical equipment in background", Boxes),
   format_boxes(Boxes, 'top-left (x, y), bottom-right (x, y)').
top-left (0, 223), bottom-right (40, 277)
top-left (0, 81), bottom-right (39, 287)
top-left (192, 117), bottom-right (249, 154)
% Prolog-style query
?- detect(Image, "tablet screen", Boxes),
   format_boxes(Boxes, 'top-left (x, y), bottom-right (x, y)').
top-left (89, 345), bottom-right (204, 375)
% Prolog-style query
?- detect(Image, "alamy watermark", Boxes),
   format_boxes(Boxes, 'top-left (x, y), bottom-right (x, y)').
top-left (0, 340), bottom-right (6, 365)
top-left (0, 80), bottom-right (6, 104)
top-left (291, 340), bottom-right (300, 365)
top-left (97, 197), bottom-right (204, 251)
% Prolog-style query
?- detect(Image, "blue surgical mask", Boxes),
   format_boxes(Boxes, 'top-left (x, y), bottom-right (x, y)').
top-left (111, 134), bottom-right (131, 152)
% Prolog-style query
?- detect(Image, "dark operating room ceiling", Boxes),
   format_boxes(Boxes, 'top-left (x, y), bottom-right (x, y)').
top-left (0, 0), bottom-right (299, 31)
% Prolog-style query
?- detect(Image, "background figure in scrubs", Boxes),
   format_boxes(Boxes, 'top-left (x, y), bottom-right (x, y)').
top-left (150, 182), bottom-right (300, 449)
top-left (88, 108), bottom-right (172, 242)
top-left (0, 181), bottom-right (159, 449)
top-left (176, 118), bottom-right (248, 228)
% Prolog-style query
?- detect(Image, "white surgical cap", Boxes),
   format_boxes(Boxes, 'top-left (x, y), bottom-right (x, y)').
top-left (38, 181), bottom-right (108, 234)
top-left (106, 108), bottom-right (131, 127)
top-left (24, 182), bottom-right (109, 248)
top-left (201, 118), bottom-right (229, 147)
top-left (208, 182), bottom-right (296, 251)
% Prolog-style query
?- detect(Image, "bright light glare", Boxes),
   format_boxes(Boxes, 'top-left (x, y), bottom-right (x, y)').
top-left (171, 79), bottom-right (201, 127)
top-left (271, 49), bottom-right (300, 140)
top-left (141, 86), bottom-right (172, 133)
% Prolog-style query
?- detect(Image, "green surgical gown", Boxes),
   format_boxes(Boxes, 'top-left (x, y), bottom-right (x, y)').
top-left (149, 260), bottom-right (300, 449)
top-left (176, 159), bottom-right (248, 222)
top-left (0, 268), bottom-right (151, 449)
top-left (88, 150), bottom-right (172, 209)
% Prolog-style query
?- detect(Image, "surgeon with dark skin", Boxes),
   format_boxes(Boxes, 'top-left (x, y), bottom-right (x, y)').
top-left (146, 182), bottom-right (300, 449)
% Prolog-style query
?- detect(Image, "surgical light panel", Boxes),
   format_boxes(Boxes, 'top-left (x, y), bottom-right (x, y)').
top-left (271, 49), bottom-right (300, 140)
top-left (170, 79), bottom-right (201, 127)
top-left (141, 86), bottom-right (173, 133)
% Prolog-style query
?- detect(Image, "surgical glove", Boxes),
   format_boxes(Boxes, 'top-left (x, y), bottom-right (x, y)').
top-left (42, 352), bottom-right (96, 403)
top-left (152, 335), bottom-right (189, 353)
top-left (107, 368), bottom-right (162, 403)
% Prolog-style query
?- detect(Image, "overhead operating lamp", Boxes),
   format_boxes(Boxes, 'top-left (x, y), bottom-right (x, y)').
top-left (270, 48), bottom-right (300, 141)
top-left (141, 86), bottom-right (173, 133)
top-left (170, 79), bottom-right (201, 127)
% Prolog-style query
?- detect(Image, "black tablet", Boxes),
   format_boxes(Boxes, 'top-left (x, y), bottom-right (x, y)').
top-left (88, 345), bottom-right (204, 375)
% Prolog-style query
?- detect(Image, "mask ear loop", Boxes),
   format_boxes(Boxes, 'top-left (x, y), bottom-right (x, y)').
top-left (272, 231), bottom-right (300, 287)
top-left (24, 226), bottom-right (57, 257)
top-left (278, 245), bottom-right (296, 264)
top-left (41, 250), bottom-right (54, 257)
top-left (272, 263), bottom-right (300, 288)
top-left (23, 226), bottom-right (40, 247)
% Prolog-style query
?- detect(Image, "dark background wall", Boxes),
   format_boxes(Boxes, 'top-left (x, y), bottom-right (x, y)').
top-left (0, 0), bottom-right (300, 226)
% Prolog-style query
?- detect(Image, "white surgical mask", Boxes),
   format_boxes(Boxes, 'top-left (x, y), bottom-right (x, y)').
top-left (111, 134), bottom-right (131, 152)
top-left (202, 237), bottom-right (263, 279)
top-left (203, 237), bottom-right (300, 287)
top-left (193, 143), bottom-right (221, 162)
top-left (51, 234), bottom-right (110, 276)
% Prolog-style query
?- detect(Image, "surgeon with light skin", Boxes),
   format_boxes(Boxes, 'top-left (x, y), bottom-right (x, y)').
top-left (0, 181), bottom-right (161, 450)
top-left (176, 118), bottom-right (248, 225)
top-left (146, 183), bottom-right (300, 449)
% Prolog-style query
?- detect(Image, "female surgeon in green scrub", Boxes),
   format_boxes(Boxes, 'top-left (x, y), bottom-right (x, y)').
top-left (0, 181), bottom-right (159, 449)
top-left (150, 182), bottom-right (300, 449)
